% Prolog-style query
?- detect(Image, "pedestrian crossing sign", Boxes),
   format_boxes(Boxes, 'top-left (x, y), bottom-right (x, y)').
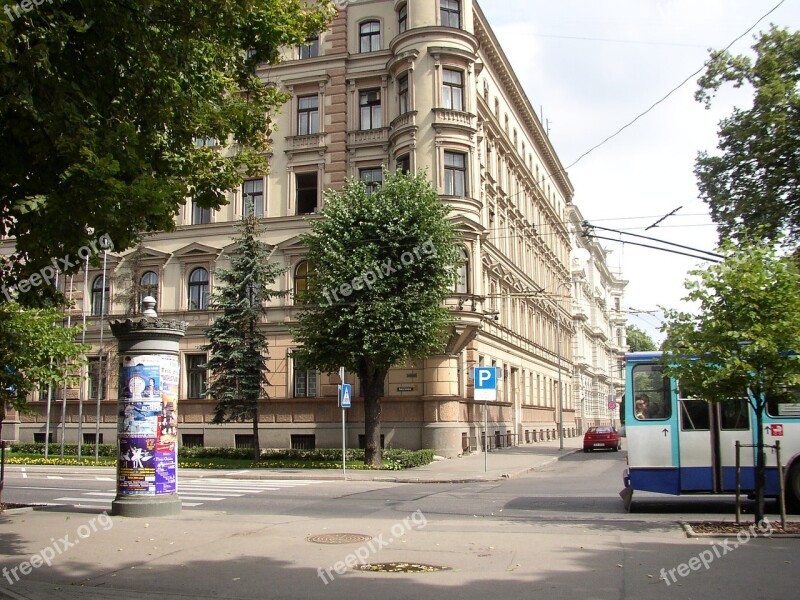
top-left (339, 383), bottom-right (352, 408)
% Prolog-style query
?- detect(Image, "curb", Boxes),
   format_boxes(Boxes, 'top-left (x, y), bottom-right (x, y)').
top-left (679, 520), bottom-right (800, 538)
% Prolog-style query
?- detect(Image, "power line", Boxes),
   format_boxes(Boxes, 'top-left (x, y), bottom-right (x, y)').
top-left (583, 223), bottom-right (724, 259)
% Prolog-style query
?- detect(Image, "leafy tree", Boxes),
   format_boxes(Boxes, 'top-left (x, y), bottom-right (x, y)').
top-left (695, 26), bottom-right (800, 247)
top-left (0, 0), bottom-right (333, 302)
top-left (0, 302), bottom-right (85, 501)
top-left (202, 216), bottom-right (286, 462)
top-left (661, 238), bottom-right (800, 521)
top-left (293, 171), bottom-right (459, 467)
top-left (626, 325), bottom-right (657, 352)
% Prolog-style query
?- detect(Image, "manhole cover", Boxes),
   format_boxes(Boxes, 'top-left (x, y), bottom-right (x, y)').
top-left (358, 563), bottom-right (450, 573)
top-left (306, 533), bottom-right (373, 545)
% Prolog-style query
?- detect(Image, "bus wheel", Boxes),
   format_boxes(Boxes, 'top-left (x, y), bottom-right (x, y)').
top-left (786, 462), bottom-right (800, 513)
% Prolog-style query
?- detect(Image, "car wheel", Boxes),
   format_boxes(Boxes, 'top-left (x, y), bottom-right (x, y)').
top-left (786, 462), bottom-right (800, 513)
top-left (583, 448), bottom-right (590, 453)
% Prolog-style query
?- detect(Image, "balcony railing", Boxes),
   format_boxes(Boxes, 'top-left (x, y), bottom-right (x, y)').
top-left (285, 133), bottom-right (326, 153)
top-left (347, 127), bottom-right (390, 148)
top-left (432, 108), bottom-right (476, 131)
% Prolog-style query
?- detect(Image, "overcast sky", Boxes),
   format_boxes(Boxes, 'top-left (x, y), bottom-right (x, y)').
top-left (480, 0), bottom-right (800, 343)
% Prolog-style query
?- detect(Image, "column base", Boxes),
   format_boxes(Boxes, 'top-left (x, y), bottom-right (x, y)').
top-left (111, 494), bottom-right (182, 518)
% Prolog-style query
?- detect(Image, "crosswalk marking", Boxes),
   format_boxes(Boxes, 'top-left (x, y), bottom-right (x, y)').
top-left (51, 477), bottom-right (325, 510)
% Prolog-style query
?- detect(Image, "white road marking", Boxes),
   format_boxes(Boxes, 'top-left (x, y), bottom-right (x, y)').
top-left (47, 475), bottom-right (64, 480)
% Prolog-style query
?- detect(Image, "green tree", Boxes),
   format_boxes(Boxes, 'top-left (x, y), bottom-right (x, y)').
top-left (0, 303), bottom-right (85, 501)
top-left (0, 0), bottom-right (333, 301)
top-left (695, 26), bottom-right (800, 247)
top-left (661, 239), bottom-right (800, 521)
top-left (202, 216), bottom-right (286, 462)
top-left (293, 171), bottom-right (459, 467)
top-left (626, 325), bottom-right (657, 352)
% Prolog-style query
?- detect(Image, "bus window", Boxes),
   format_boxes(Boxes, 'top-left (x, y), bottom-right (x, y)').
top-left (719, 398), bottom-right (750, 430)
top-left (680, 399), bottom-right (710, 431)
top-left (632, 364), bottom-right (672, 421)
top-left (767, 384), bottom-right (800, 418)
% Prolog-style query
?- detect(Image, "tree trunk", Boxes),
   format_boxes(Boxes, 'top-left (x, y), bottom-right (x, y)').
top-left (754, 404), bottom-right (766, 524)
top-left (252, 399), bottom-right (260, 463)
top-left (0, 403), bottom-right (5, 505)
top-left (362, 366), bottom-right (386, 468)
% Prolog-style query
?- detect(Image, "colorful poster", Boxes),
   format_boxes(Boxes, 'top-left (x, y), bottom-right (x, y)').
top-left (117, 354), bottom-right (180, 497)
top-left (118, 437), bottom-right (156, 494)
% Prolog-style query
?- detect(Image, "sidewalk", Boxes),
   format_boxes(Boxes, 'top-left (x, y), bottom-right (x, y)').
top-left (3, 437), bottom-right (584, 484)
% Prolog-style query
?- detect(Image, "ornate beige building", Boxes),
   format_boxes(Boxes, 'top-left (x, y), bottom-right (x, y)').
top-left (567, 205), bottom-right (627, 429)
top-left (7, 0), bottom-right (582, 457)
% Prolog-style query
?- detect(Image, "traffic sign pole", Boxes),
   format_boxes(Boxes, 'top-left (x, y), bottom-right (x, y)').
top-left (473, 367), bottom-right (498, 473)
top-left (339, 367), bottom-right (346, 479)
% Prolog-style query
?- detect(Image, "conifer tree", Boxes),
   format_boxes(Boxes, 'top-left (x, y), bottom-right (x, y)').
top-left (203, 216), bottom-right (285, 462)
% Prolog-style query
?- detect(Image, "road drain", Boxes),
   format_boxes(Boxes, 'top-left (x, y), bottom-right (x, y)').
top-left (306, 533), bottom-right (373, 545)
top-left (358, 563), bottom-right (450, 573)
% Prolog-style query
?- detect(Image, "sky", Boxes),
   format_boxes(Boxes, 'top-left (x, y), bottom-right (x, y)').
top-left (480, 0), bottom-right (800, 343)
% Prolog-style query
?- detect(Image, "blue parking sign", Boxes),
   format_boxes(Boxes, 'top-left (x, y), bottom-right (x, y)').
top-left (473, 367), bottom-right (497, 401)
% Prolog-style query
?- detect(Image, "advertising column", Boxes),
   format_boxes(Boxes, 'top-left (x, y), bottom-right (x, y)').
top-left (110, 305), bottom-right (186, 518)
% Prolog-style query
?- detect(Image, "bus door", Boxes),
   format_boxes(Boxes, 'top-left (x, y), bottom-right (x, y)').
top-left (677, 395), bottom-right (715, 491)
top-left (716, 398), bottom-right (754, 491)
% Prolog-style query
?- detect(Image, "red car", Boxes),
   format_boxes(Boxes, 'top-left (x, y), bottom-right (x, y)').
top-left (583, 426), bottom-right (621, 452)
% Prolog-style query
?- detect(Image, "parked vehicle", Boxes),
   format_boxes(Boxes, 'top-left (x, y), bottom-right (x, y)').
top-left (583, 426), bottom-right (621, 452)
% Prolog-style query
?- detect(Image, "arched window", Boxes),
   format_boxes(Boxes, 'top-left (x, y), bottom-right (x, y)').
top-left (139, 271), bottom-right (159, 309)
top-left (455, 247), bottom-right (469, 293)
top-left (188, 267), bottom-right (209, 310)
top-left (91, 275), bottom-right (110, 316)
top-left (294, 261), bottom-right (309, 302)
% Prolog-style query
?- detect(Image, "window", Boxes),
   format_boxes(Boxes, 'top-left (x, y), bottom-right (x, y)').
top-left (442, 68), bottom-right (463, 110)
top-left (767, 384), bottom-right (800, 417)
top-left (242, 179), bottom-right (264, 217)
top-left (192, 199), bottom-right (211, 225)
top-left (440, 0), bottom-right (461, 28)
top-left (297, 95), bottom-right (319, 135)
top-left (359, 21), bottom-right (380, 52)
top-left (455, 246), bottom-right (469, 293)
top-left (194, 137), bottom-right (217, 148)
top-left (398, 4), bottom-right (408, 33)
top-left (83, 433), bottom-right (104, 444)
top-left (443, 151), bottom-right (466, 196)
top-left (188, 267), bottom-right (209, 310)
top-left (396, 154), bottom-right (411, 174)
top-left (719, 398), bottom-right (750, 430)
top-left (186, 354), bottom-right (207, 398)
top-left (398, 74), bottom-right (409, 115)
top-left (34, 432), bottom-right (53, 443)
top-left (87, 357), bottom-right (102, 399)
top-left (235, 434), bottom-right (255, 449)
top-left (359, 89), bottom-right (382, 130)
top-left (294, 364), bottom-right (318, 397)
top-left (299, 36), bottom-right (319, 59)
top-left (181, 434), bottom-right (204, 448)
top-left (632, 364), bottom-right (671, 421)
top-left (139, 271), bottom-right (158, 308)
top-left (295, 172), bottom-right (318, 215)
top-left (91, 275), bottom-right (109, 316)
top-left (680, 399), bottom-right (710, 431)
top-left (360, 167), bottom-right (383, 196)
top-left (291, 434), bottom-right (316, 449)
top-left (294, 261), bottom-right (310, 301)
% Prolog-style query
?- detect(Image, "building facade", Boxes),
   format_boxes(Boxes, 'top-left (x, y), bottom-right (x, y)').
top-left (5, 0), bottom-right (583, 457)
top-left (567, 205), bottom-right (627, 429)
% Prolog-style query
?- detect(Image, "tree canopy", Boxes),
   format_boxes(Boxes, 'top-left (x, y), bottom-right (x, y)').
top-left (695, 26), bottom-right (800, 247)
top-left (660, 238), bottom-right (800, 520)
top-left (0, 0), bottom-right (333, 301)
top-left (292, 171), bottom-right (459, 466)
top-left (626, 325), bottom-right (657, 352)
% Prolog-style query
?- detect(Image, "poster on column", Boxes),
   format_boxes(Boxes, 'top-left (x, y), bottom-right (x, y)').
top-left (156, 355), bottom-right (180, 494)
top-left (117, 354), bottom-right (180, 496)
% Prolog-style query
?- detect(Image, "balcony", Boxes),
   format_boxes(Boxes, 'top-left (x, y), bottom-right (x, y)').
top-left (347, 127), bottom-right (390, 150)
top-left (285, 133), bottom-right (326, 156)
top-left (432, 108), bottom-right (477, 135)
